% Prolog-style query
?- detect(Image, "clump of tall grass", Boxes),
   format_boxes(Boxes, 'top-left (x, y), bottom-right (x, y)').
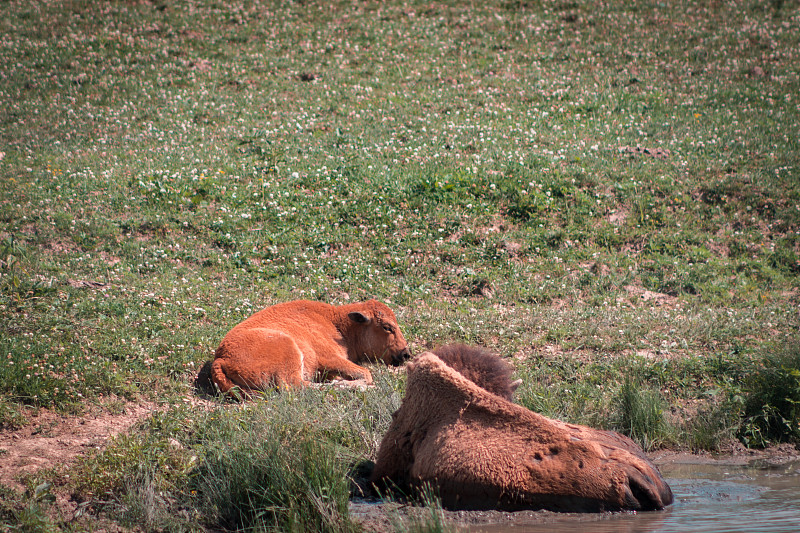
top-left (192, 426), bottom-right (357, 532)
top-left (614, 379), bottom-right (675, 451)
top-left (187, 382), bottom-right (404, 532)
top-left (739, 340), bottom-right (800, 447)
top-left (68, 378), bottom-right (404, 532)
top-left (388, 483), bottom-right (455, 533)
top-left (683, 402), bottom-right (740, 452)
top-left (114, 465), bottom-right (186, 532)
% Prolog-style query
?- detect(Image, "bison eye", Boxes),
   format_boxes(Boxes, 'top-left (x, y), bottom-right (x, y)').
top-left (382, 324), bottom-right (394, 334)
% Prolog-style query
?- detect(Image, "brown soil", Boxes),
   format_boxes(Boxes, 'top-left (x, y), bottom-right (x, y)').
top-left (0, 403), bottom-right (156, 492)
top-left (650, 441), bottom-right (800, 467)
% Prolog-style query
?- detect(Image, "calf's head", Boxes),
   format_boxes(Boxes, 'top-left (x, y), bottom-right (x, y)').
top-left (344, 300), bottom-right (411, 366)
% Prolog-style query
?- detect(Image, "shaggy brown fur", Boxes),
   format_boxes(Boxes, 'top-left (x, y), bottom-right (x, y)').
top-left (432, 344), bottom-right (520, 401)
top-left (209, 299), bottom-right (410, 392)
top-left (371, 349), bottom-right (673, 513)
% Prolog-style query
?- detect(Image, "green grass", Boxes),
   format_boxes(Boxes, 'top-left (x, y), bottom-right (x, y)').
top-left (190, 419), bottom-right (357, 532)
top-left (390, 484), bottom-right (455, 533)
top-left (1, 0), bottom-right (799, 530)
top-left (66, 376), bottom-right (402, 532)
top-left (739, 341), bottom-right (800, 447)
top-left (615, 378), bottom-right (676, 452)
top-left (0, 483), bottom-right (60, 533)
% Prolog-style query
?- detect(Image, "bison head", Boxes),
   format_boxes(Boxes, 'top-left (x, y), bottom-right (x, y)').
top-left (344, 300), bottom-right (411, 366)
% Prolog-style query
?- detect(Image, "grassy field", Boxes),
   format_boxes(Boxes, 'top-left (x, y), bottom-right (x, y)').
top-left (1, 0), bottom-right (799, 530)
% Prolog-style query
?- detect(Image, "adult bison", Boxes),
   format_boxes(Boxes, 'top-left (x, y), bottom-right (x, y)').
top-left (371, 346), bottom-right (673, 513)
top-left (209, 299), bottom-right (410, 392)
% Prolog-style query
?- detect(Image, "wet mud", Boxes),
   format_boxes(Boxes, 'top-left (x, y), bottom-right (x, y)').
top-left (352, 446), bottom-right (800, 532)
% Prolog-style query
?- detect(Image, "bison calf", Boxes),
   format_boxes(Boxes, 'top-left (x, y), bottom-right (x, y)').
top-left (210, 299), bottom-right (410, 392)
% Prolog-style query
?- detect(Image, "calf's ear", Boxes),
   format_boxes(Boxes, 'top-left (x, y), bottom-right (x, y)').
top-left (348, 311), bottom-right (371, 324)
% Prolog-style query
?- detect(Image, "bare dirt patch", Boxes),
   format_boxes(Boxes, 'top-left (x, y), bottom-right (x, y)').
top-left (651, 442), bottom-right (800, 468)
top-left (619, 284), bottom-right (680, 307)
top-left (0, 403), bottom-right (156, 491)
top-left (607, 207), bottom-right (629, 226)
top-left (618, 145), bottom-right (672, 160)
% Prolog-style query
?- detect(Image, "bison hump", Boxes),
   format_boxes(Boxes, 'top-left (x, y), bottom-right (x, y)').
top-left (431, 344), bottom-right (517, 401)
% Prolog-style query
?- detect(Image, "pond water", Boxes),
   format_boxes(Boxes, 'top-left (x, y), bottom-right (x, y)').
top-left (466, 458), bottom-right (800, 533)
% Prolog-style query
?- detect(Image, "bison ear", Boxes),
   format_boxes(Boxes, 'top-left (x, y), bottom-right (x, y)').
top-left (348, 311), bottom-right (371, 324)
top-left (510, 378), bottom-right (523, 393)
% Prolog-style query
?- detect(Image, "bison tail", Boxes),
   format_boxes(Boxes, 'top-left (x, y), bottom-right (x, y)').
top-left (210, 358), bottom-right (236, 394)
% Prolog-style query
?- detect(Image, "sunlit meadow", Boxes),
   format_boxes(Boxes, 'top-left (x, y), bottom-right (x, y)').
top-left (0, 0), bottom-right (798, 529)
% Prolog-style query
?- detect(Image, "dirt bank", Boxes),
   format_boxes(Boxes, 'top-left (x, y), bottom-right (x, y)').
top-left (0, 403), bottom-right (157, 492)
top-left (2, 405), bottom-right (797, 531)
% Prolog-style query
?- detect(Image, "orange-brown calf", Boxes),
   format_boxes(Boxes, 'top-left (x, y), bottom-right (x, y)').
top-left (210, 299), bottom-right (410, 392)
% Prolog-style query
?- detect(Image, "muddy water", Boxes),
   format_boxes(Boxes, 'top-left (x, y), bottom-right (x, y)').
top-left (466, 459), bottom-right (800, 533)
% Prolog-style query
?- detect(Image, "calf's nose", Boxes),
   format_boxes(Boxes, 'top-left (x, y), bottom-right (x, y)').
top-left (391, 347), bottom-right (412, 366)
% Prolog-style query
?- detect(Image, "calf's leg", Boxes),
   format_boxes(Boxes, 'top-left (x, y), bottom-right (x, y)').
top-left (316, 356), bottom-right (373, 384)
